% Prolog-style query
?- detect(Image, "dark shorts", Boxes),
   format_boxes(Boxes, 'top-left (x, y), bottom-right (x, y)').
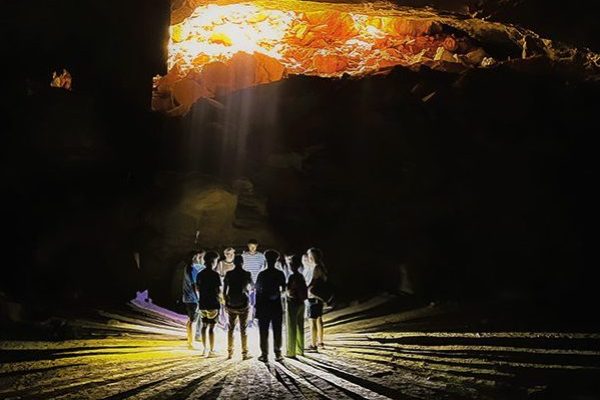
top-left (185, 303), bottom-right (199, 321)
top-left (308, 299), bottom-right (324, 319)
top-left (199, 309), bottom-right (219, 324)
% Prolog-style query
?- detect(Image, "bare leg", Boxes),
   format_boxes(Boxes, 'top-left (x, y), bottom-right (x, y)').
top-left (317, 317), bottom-right (324, 346)
top-left (208, 324), bottom-right (215, 352)
top-left (201, 325), bottom-right (208, 353)
top-left (310, 318), bottom-right (318, 347)
top-left (187, 319), bottom-right (198, 347)
top-left (186, 319), bottom-right (193, 346)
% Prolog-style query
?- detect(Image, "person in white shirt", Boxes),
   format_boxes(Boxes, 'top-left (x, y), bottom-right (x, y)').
top-left (242, 239), bottom-right (266, 324)
top-left (215, 247), bottom-right (236, 328)
top-left (216, 247), bottom-right (236, 278)
top-left (306, 248), bottom-right (329, 351)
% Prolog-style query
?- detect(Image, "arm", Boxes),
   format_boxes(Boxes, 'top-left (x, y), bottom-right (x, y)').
top-left (217, 274), bottom-right (224, 303)
top-left (223, 273), bottom-right (229, 299)
top-left (255, 272), bottom-right (262, 293)
top-left (279, 271), bottom-right (286, 293)
top-left (194, 272), bottom-right (201, 300)
top-left (246, 272), bottom-right (254, 291)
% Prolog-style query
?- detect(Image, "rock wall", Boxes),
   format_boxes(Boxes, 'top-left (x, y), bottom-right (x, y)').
top-left (2, 0), bottom-right (598, 309)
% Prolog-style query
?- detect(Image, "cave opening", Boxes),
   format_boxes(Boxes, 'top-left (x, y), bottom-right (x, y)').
top-left (2, 0), bottom-right (600, 398)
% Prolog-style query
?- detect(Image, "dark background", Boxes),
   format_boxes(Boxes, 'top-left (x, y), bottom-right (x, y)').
top-left (1, 0), bottom-right (598, 325)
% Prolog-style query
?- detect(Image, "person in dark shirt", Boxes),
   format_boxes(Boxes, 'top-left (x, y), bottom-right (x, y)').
top-left (255, 249), bottom-right (286, 362)
top-left (196, 251), bottom-right (222, 357)
top-left (223, 255), bottom-right (254, 360)
top-left (286, 255), bottom-right (308, 358)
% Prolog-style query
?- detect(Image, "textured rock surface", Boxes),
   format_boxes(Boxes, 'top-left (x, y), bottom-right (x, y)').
top-left (158, 0), bottom-right (599, 114)
top-left (3, 0), bottom-right (599, 310)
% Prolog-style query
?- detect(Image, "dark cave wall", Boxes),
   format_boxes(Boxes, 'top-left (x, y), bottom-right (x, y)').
top-left (1, 0), bottom-right (597, 310)
top-left (185, 66), bottom-right (595, 304)
top-left (2, 0), bottom-right (171, 306)
top-left (392, 0), bottom-right (600, 51)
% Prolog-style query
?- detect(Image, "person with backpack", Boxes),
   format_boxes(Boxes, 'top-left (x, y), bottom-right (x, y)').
top-left (255, 249), bottom-right (286, 362)
top-left (285, 255), bottom-right (308, 358)
top-left (223, 255), bottom-right (254, 360)
top-left (307, 248), bottom-right (331, 352)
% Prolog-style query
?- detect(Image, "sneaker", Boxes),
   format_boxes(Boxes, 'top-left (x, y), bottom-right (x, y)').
top-left (202, 348), bottom-right (209, 357)
top-left (258, 354), bottom-right (268, 363)
top-left (242, 353), bottom-right (253, 361)
top-left (227, 352), bottom-right (233, 360)
top-left (275, 353), bottom-right (284, 362)
top-left (207, 350), bottom-right (219, 358)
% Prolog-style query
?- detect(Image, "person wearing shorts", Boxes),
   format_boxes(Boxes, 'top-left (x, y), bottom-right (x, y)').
top-left (182, 251), bottom-right (204, 349)
top-left (196, 251), bottom-right (222, 357)
top-left (307, 248), bottom-right (329, 352)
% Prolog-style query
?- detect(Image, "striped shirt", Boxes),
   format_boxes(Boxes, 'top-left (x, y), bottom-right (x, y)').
top-left (242, 251), bottom-right (266, 283)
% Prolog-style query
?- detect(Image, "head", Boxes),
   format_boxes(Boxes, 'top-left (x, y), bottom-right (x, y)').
top-left (284, 254), bottom-right (293, 265)
top-left (247, 239), bottom-right (259, 253)
top-left (264, 249), bottom-right (280, 268)
top-left (223, 247), bottom-right (235, 262)
top-left (302, 253), bottom-right (310, 267)
top-left (203, 251), bottom-right (219, 269)
top-left (307, 247), bottom-right (324, 266)
top-left (233, 254), bottom-right (244, 269)
top-left (191, 250), bottom-right (205, 265)
top-left (290, 255), bottom-right (302, 273)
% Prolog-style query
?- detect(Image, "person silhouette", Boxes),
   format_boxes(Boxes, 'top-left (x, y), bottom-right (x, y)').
top-left (255, 249), bottom-right (286, 362)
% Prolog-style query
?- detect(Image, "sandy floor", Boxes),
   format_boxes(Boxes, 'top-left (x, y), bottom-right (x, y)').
top-left (1, 296), bottom-right (599, 399)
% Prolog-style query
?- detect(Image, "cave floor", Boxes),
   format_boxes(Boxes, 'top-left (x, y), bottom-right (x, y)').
top-left (1, 297), bottom-right (599, 400)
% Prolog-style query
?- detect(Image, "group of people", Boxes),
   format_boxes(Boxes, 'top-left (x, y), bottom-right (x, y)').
top-left (182, 239), bottom-right (331, 362)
